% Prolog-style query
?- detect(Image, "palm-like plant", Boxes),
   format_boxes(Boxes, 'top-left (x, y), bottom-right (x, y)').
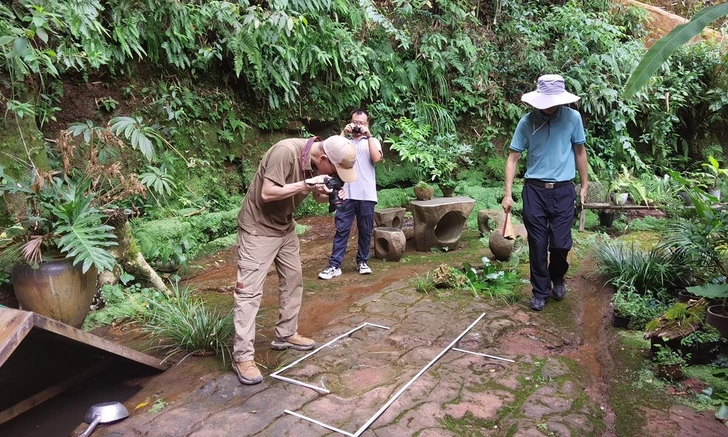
top-left (623, 3), bottom-right (728, 99)
top-left (0, 167), bottom-right (117, 273)
top-left (657, 186), bottom-right (728, 281)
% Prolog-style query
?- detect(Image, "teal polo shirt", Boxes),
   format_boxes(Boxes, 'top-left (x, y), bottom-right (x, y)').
top-left (509, 106), bottom-right (586, 182)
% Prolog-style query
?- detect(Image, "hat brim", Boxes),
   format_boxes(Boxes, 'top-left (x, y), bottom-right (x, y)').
top-left (521, 91), bottom-right (580, 110)
top-left (336, 166), bottom-right (357, 183)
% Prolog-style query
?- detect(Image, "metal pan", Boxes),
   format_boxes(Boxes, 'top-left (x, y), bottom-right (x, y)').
top-left (78, 401), bottom-right (129, 437)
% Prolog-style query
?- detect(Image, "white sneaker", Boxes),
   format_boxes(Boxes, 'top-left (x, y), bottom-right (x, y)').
top-left (318, 265), bottom-right (342, 280)
top-left (358, 262), bottom-right (372, 275)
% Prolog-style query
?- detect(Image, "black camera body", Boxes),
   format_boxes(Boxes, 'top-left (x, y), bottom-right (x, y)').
top-left (324, 174), bottom-right (345, 212)
top-left (352, 126), bottom-right (362, 135)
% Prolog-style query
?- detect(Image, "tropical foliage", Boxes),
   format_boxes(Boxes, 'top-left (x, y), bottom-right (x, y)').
top-left (623, 3), bottom-right (728, 99)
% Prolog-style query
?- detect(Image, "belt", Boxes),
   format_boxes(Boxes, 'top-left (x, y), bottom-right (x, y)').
top-left (525, 179), bottom-right (573, 189)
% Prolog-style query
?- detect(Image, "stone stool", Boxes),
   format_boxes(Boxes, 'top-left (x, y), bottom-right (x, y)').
top-left (409, 196), bottom-right (475, 251)
top-left (373, 227), bottom-right (407, 261)
top-left (478, 209), bottom-right (506, 237)
top-left (374, 207), bottom-right (406, 229)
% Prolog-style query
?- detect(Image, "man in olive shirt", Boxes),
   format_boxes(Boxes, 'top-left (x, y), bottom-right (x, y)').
top-left (232, 136), bottom-right (357, 385)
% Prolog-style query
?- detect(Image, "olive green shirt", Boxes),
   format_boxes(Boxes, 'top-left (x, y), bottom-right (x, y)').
top-left (237, 138), bottom-right (315, 236)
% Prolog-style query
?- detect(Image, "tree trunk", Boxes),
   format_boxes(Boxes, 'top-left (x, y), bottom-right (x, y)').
top-left (99, 213), bottom-right (170, 294)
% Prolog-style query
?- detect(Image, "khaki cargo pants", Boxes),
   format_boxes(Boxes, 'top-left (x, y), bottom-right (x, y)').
top-left (233, 227), bottom-right (303, 362)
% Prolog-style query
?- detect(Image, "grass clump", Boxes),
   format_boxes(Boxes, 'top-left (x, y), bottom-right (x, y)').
top-left (594, 238), bottom-right (686, 292)
top-left (142, 279), bottom-right (235, 364)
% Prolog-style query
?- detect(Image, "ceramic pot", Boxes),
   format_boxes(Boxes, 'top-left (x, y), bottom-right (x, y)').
top-left (707, 188), bottom-right (721, 201)
top-left (438, 184), bottom-right (456, 197)
top-left (611, 312), bottom-right (630, 328)
top-left (686, 342), bottom-right (721, 365)
top-left (706, 305), bottom-right (728, 339)
top-left (676, 289), bottom-right (697, 303)
top-left (598, 211), bottom-right (616, 227)
top-left (611, 193), bottom-right (628, 205)
top-left (678, 190), bottom-right (693, 206)
top-left (11, 258), bottom-right (97, 328)
top-left (655, 363), bottom-right (684, 381)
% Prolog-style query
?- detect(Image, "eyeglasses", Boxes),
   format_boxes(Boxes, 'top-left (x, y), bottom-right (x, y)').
top-left (351, 120), bottom-right (368, 126)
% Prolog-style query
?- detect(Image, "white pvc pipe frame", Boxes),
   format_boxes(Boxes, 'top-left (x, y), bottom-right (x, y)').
top-left (277, 313), bottom-right (515, 437)
top-left (270, 322), bottom-right (391, 393)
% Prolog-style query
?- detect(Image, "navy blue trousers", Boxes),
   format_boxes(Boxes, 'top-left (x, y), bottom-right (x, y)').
top-left (328, 199), bottom-right (375, 268)
top-left (521, 182), bottom-right (576, 299)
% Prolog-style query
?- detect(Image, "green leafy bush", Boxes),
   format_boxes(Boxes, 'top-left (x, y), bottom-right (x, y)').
top-left (376, 160), bottom-right (419, 188)
top-left (83, 282), bottom-right (163, 330)
top-left (377, 188), bottom-right (411, 208)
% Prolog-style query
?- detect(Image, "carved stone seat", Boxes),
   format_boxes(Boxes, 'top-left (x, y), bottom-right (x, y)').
top-left (374, 207), bottom-right (407, 229)
top-left (373, 227), bottom-right (407, 261)
top-left (409, 196), bottom-right (475, 251)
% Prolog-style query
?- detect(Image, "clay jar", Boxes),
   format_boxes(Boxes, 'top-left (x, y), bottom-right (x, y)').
top-left (11, 257), bottom-right (97, 328)
top-left (478, 209), bottom-right (526, 261)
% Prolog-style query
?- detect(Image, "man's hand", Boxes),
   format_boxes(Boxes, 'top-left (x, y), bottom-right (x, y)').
top-left (305, 175), bottom-right (333, 195)
top-left (305, 175), bottom-right (329, 186)
top-left (501, 195), bottom-right (513, 213)
top-left (580, 184), bottom-right (588, 206)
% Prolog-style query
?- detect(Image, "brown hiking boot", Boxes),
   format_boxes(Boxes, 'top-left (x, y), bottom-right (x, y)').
top-left (271, 332), bottom-right (316, 351)
top-left (232, 360), bottom-right (263, 385)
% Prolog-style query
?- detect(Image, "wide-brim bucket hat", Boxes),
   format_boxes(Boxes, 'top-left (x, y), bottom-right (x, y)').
top-left (521, 74), bottom-right (580, 110)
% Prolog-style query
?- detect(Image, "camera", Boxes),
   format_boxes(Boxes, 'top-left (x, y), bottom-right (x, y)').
top-left (352, 126), bottom-right (362, 135)
top-left (324, 174), bottom-right (345, 212)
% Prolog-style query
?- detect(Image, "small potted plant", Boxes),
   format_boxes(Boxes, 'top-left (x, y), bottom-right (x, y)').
top-left (413, 180), bottom-right (434, 201)
top-left (149, 239), bottom-right (190, 274)
top-left (607, 166), bottom-right (650, 206)
top-left (436, 177), bottom-right (458, 197)
top-left (679, 325), bottom-right (723, 364)
top-left (700, 156), bottom-right (728, 201)
top-left (652, 343), bottom-right (689, 380)
top-left (612, 288), bottom-right (639, 328)
top-left (608, 166), bottom-right (632, 205)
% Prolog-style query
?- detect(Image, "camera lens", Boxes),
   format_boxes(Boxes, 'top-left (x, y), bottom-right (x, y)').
top-left (352, 126), bottom-right (362, 134)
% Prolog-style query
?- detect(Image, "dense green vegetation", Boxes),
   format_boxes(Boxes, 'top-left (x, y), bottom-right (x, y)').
top-left (2, 0), bottom-right (728, 188)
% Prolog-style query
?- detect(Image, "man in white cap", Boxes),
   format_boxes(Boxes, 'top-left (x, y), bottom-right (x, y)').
top-left (502, 74), bottom-right (588, 311)
top-left (232, 135), bottom-right (357, 384)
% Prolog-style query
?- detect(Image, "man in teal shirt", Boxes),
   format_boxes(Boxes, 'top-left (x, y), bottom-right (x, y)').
top-left (502, 74), bottom-right (589, 311)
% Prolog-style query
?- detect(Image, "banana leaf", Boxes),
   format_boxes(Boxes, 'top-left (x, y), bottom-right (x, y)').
top-left (623, 3), bottom-right (728, 99)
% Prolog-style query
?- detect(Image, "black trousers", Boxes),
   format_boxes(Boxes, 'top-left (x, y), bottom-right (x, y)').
top-left (522, 181), bottom-right (576, 299)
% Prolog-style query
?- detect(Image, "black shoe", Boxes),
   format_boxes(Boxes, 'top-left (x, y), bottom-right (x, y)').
top-left (553, 282), bottom-right (567, 300)
top-left (529, 297), bottom-right (547, 311)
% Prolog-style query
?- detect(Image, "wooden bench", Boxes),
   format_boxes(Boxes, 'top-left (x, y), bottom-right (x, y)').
top-left (578, 203), bottom-right (663, 231)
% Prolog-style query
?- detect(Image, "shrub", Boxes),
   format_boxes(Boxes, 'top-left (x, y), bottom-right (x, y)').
top-left (378, 188), bottom-right (411, 208)
top-left (376, 160), bottom-right (419, 188)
